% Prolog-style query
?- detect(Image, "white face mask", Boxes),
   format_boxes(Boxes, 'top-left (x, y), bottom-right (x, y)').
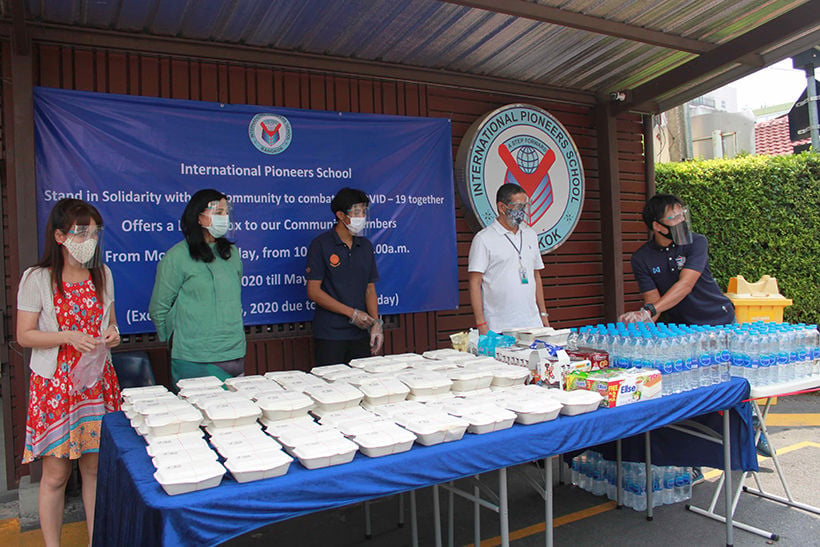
top-left (64, 237), bottom-right (98, 265)
top-left (347, 216), bottom-right (366, 235)
top-left (207, 214), bottom-right (230, 238)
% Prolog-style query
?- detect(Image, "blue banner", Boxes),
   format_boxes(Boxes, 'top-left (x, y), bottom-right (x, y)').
top-left (33, 87), bottom-right (458, 334)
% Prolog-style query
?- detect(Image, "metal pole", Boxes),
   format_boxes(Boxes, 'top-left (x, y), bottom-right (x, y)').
top-left (805, 64), bottom-right (820, 151)
top-left (546, 458), bottom-right (554, 547)
top-left (723, 409), bottom-right (734, 547)
top-left (500, 468), bottom-right (510, 547)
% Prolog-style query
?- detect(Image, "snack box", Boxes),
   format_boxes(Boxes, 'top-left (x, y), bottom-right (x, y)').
top-left (151, 447), bottom-right (219, 469)
top-left (121, 385), bottom-right (170, 404)
top-left (177, 386), bottom-right (227, 399)
top-left (303, 383), bottom-right (364, 412)
top-left (128, 399), bottom-right (198, 426)
top-left (122, 391), bottom-right (179, 412)
top-left (277, 427), bottom-right (346, 452)
top-left (223, 375), bottom-right (268, 390)
top-left (368, 400), bottom-right (430, 420)
top-left (549, 389), bottom-right (603, 416)
top-left (187, 391), bottom-right (250, 410)
top-left (344, 422), bottom-right (417, 457)
top-left (255, 391), bottom-right (315, 421)
top-left (272, 374), bottom-right (328, 392)
top-left (519, 327), bottom-right (572, 346)
top-left (154, 459), bottom-right (226, 496)
top-left (291, 437), bottom-right (359, 469)
top-left (566, 348), bottom-right (610, 372)
top-left (212, 436), bottom-right (283, 460)
top-left (566, 368), bottom-right (662, 408)
top-left (262, 415), bottom-right (322, 438)
top-left (224, 450), bottom-right (293, 483)
top-left (433, 400), bottom-right (516, 434)
top-left (492, 393), bottom-right (563, 425)
top-left (395, 414), bottom-right (469, 445)
top-left (315, 406), bottom-right (380, 428)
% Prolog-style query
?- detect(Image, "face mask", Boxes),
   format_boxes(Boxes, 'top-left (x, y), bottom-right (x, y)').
top-left (207, 214), bottom-right (230, 238)
top-left (347, 216), bottom-right (366, 235)
top-left (64, 237), bottom-right (98, 265)
top-left (506, 208), bottom-right (526, 227)
top-left (657, 220), bottom-right (692, 246)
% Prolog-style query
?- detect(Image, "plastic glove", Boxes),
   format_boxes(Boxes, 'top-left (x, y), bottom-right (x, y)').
top-left (370, 321), bottom-right (384, 355)
top-left (349, 308), bottom-right (375, 330)
top-left (618, 309), bottom-right (653, 324)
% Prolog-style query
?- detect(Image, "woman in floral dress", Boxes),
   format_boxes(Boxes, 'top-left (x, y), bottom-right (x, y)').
top-left (17, 198), bottom-right (121, 546)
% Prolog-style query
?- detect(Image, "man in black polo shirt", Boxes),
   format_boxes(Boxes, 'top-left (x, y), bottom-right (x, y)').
top-left (306, 187), bottom-right (383, 365)
top-left (623, 193), bottom-right (735, 326)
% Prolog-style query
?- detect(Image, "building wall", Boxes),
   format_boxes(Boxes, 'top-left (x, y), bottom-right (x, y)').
top-left (1, 42), bottom-right (647, 482)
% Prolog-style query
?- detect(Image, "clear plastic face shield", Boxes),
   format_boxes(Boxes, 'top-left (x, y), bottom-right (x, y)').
top-left (500, 196), bottom-right (530, 227)
top-left (63, 224), bottom-right (104, 268)
top-left (656, 205), bottom-right (693, 245)
top-left (344, 203), bottom-right (369, 236)
top-left (200, 199), bottom-right (233, 239)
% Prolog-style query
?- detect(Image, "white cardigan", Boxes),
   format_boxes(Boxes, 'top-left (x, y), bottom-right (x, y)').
top-left (17, 265), bottom-right (115, 379)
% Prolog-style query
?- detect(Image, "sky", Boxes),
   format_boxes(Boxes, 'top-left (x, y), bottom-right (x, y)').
top-left (723, 59), bottom-right (815, 111)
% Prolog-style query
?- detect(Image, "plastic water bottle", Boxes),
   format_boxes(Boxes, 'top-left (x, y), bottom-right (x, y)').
top-left (591, 452), bottom-right (606, 496)
top-left (633, 465), bottom-right (647, 511)
top-left (571, 454), bottom-right (580, 486)
top-left (758, 329), bottom-right (775, 385)
top-left (662, 465), bottom-right (676, 505)
top-left (651, 466), bottom-right (664, 507)
top-left (682, 328), bottom-right (697, 390)
top-left (809, 324), bottom-right (820, 377)
top-left (717, 328), bottom-right (731, 382)
top-left (631, 334), bottom-right (646, 371)
top-left (658, 334), bottom-right (676, 395)
top-left (776, 327), bottom-right (791, 383)
top-left (673, 467), bottom-right (689, 502)
top-left (606, 460), bottom-right (617, 501)
top-left (671, 331), bottom-right (685, 393)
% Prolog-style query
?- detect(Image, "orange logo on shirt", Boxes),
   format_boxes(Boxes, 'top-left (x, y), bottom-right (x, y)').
top-left (329, 254), bottom-right (341, 267)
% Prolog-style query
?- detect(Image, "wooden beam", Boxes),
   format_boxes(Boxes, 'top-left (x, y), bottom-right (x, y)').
top-left (10, 0), bottom-right (29, 55)
top-left (0, 22), bottom-right (596, 106)
top-left (616, 0), bottom-right (820, 114)
top-left (595, 103), bottom-right (624, 321)
top-left (444, 0), bottom-right (714, 53)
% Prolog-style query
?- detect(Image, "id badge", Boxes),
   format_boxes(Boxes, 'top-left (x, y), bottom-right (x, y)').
top-left (519, 265), bottom-right (529, 284)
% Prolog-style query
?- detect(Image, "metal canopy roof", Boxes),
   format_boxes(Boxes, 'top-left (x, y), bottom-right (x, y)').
top-left (5, 0), bottom-right (820, 113)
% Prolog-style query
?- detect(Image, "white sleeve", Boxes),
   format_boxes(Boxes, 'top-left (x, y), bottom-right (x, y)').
top-left (17, 268), bottom-right (44, 313)
top-left (467, 233), bottom-right (489, 273)
top-left (528, 231), bottom-right (544, 270)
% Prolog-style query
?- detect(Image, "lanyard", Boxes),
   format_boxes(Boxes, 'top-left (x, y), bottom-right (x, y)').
top-left (504, 230), bottom-right (523, 259)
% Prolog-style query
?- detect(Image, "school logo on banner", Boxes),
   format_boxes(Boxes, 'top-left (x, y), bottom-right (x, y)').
top-left (249, 113), bottom-right (292, 154)
top-left (455, 104), bottom-right (584, 254)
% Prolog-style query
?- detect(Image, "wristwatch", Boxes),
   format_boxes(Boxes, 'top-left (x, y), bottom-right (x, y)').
top-left (641, 303), bottom-right (657, 316)
top-left (540, 311), bottom-right (549, 317)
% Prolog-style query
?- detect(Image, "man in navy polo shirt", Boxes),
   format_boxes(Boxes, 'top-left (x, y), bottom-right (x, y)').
top-left (306, 187), bottom-right (383, 365)
top-left (624, 193), bottom-right (735, 326)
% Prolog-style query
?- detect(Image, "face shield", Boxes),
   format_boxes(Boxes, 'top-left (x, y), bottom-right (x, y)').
top-left (63, 224), bottom-right (104, 268)
top-left (657, 206), bottom-right (693, 246)
top-left (345, 203), bottom-right (369, 236)
top-left (501, 199), bottom-right (530, 227)
top-left (202, 199), bottom-right (234, 239)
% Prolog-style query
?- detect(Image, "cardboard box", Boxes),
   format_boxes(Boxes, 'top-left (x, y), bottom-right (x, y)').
top-left (566, 368), bottom-right (662, 408)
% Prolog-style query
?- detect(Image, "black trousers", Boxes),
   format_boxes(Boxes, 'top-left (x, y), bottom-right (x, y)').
top-left (314, 337), bottom-right (371, 366)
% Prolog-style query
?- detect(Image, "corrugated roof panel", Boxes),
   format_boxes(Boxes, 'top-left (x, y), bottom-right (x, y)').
top-left (115, 0), bottom-right (158, 32)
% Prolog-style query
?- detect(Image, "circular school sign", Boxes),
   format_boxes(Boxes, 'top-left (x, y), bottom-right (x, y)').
top-left (455, 104), bottom-right (584, 254)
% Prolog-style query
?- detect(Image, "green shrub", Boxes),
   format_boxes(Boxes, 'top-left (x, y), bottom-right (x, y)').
top-left (655, 153), bottom-right (820, 325)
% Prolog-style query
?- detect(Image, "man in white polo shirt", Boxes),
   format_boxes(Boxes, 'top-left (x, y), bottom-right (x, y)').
top-left (468, 183), bottom-right (550, 335)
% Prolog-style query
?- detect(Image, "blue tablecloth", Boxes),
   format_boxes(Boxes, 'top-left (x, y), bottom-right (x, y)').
top-left (93, 377), bottom-right (755, 546)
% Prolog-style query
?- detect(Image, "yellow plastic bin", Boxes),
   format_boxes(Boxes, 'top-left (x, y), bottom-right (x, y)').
top-left (725, 275), bottom-right (792, 324)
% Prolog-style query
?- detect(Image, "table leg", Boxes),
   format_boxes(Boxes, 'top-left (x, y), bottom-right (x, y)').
top-left (364, 500), bottom-right (372, 539)
top-left (448, 483), bottom-right (454, 547)
top-left (433, 485), bottom-right (442, 547)
top-left (723, 408), bottom-right (734, 547)
top-left (546, 457), bottom-right (553, 547)
top-left (474, 476), bottom-right (481, 547)
top-left (616, 439), bottom-right (623, 508)
top-left (410, 489), bottom-right (418, 547)
top-left (499, 468), bottom-right (510, 547)
top-left (645, 431), bottom-right (653, 521)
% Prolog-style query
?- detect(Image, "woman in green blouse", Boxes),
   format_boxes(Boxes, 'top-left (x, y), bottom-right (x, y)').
top-left (149, 189), bottom-right (246, 385)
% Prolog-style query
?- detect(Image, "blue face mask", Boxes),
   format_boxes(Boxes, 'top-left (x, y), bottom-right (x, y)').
top-left (506, 208), bottom-right (526, 227)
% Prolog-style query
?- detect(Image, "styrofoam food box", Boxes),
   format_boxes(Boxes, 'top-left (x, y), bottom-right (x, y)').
top-left (142, 406), bottom-right (203, 437)
top-left (421, 348), bottom-right (464, 360)
top-left (176, 376), bottom-right (224, 390)
top-left (213, 437), bottom-right (283, 460)
top-left (273, 375), bottom-right (328, 392)
top-left (244, 385), bottom-right (287, 399)
top-left (486, 365), bottom-right (530, 387)
top-left (145, 435), bottom-right (211, 458)
top-left (121, 385), bottom-right (170, 404)
top-left (187, 391), bottom-right (251, 409)
top-left (405, 391), bottom-right (455, 404)
top-left (347, 423), bottom-right (417, 457)
top-left (384, 352), bottom-right (427, 362)
top-left (151, 447), bottom-right (219, 469)
top-left (129, 400), bottom-right (197, 425)
top-left (208, 425), bottom-right (269, 445)
top-left (199, 399), bottom-right (262, 429)
top-left (255, 391), bottom-right (314, 421)
top-left (362, 361), bottom-right (410, 374)
top-left (143, 427), bottom-right (205, 445)
top-left (315, 406), bottom-right (377, 427)
top-left (262, 415), bottom-right (322, 437)
top-left (178, 386), bottom-right (227, 399)
top-left (397, 415), bottom-right (469, 445)
top-left (407, 360), bottom-right (461, 373)
top-left (291, 437), bottom-right (359, 469)
top-left (154, 459), bottom-right (226, 496)
top-left (224, 450), bottom-right (293, 483)
top-left (277, 427), bottom-right (346, 452)
top-left (303, 383), bottom-right (363, 412)
top-left (503, 397), bottom-right (563, 425)
top-left (348, 356), bottom-right (392, 369)
top-left (355, 378), bottom-right (410, 406)
top-left (223, 375), bottom-right (267, 389)
top-left (263, 370), bottom-right (309, 379)
top-left (320, 368), bottom-right (371, 383)
top-left (122, 391), bottom-right (178, 409)
top-left (310, 364), bottom-right (352, 378)
top-left (445, 404), bottom-right (517, 434)
top-left (369, 400), bottom-right (431, 419)
top-left (397, 371), bottom-right (452, 396)
top-left (550, 389), bottom-right (603, 416)
top-left (447, 369), bottom-right (493, 392)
